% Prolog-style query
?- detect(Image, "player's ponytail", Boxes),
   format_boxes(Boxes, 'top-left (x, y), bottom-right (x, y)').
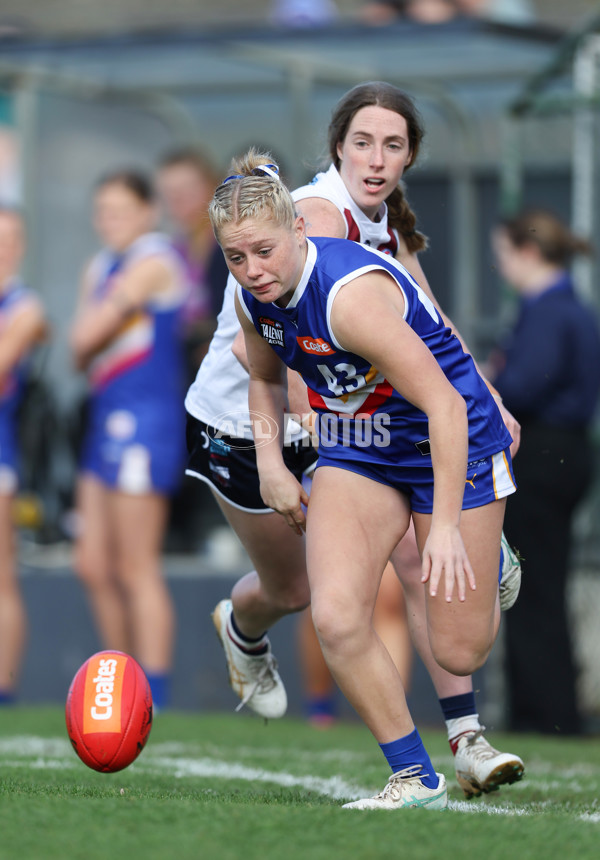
top-left (386, 185), bottom-right (428, 254)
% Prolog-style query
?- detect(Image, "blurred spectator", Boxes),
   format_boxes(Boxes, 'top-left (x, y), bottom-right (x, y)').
top-left (361, 0), bottom-right (459, 24)
top-left (156, 147), bottom-right (228, 379)
top-left (457, 0), bottom-right (535, 24)
top-left (0, 207), bottom-right (47, 702)
top-left (156, 147), bottom-right (229, 553)
top-left (360, 0), bottom-right (535, 25)
top-left (270, 0), bottom-right (340, 27)
top-left (69, 170), bottom-right (188, 710)
top-left (488, 208), bottom-right (600, 734)
top-left (0, 128), bottom-right (20, 206)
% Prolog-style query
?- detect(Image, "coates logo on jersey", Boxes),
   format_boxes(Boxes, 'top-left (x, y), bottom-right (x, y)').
top-left (259, 317), bottom-right (285, 348)
top-left (297, 336), bottom-right (335, 356)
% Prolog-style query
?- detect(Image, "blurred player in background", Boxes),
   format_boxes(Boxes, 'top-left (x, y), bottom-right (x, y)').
top-left (69, 171), bottom-right (187, 710)
top-left (157, 148), bottom-right (232, 554)
top-left (0, 207), bottom-right (47, 702)
top-left (156, 147), bottom-right (228, 377)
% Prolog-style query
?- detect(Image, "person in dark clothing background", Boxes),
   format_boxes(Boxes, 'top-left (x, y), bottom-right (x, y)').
top-left (157, 147), bottom-right (229, 377)
top-left (156, 148), bottom-right (230, 553)
top-left (488, 208), bottom-right (600, 735)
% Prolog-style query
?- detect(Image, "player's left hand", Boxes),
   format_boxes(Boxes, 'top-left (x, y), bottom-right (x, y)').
top-left (496, 400), bottom-right (521, 457)
top-left (259, 468), bottom-right (308, 535)
top-left (421, 524), bottom-right (476, 602)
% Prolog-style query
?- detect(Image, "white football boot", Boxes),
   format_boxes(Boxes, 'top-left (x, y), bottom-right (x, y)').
top-left (211, 599), bottom-right (287, 719)
top-left (454, 729), bottom-right (525, 798)
top-left (342, 766), bottom-right (447, 811)
top-left (499, 531), bottom-right (522, 611)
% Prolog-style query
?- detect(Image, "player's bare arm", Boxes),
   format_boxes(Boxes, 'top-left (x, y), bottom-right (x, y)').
top-left (235, 292), bottom-right (308, 532)
top-left (70, 256), bottom-right (174, 370)
top-left (0, 300), bottom-right (47, 383)
top-left (396, 236), bottom-right (521, 456)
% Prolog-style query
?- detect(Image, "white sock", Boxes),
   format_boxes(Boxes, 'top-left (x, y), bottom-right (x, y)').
top-left (446, 714), bottom-right (481, 743)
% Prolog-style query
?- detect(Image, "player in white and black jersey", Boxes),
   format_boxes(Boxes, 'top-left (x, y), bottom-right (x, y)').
top-left (291, 83), bottom-right (523, 797)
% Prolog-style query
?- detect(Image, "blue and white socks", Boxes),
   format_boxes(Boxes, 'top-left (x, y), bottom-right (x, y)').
top-left (440, 692), bottom-right (481, 753)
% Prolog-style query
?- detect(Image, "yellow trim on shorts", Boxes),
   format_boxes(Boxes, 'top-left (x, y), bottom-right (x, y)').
top-left (492, 450), bottom-right (516, 499)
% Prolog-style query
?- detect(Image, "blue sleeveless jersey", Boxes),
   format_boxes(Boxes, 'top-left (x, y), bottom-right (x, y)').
top-left (0, 282), bottom-right (37, 471)
top-left (80, 233), bottom-right (187, 492)
top-left (238, 237), bottom-right (512, 469)
top-left (86, 234), bottom-right (185, 422)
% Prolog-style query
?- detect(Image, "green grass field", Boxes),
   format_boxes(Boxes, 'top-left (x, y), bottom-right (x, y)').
top-left (0, 706), bottom-right (599, 860)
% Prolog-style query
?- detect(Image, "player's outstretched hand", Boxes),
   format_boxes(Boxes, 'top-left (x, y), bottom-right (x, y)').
top-left (259, 468), bottom-right (309, 535)
top-left (421, 524), bottom-right (476, 603)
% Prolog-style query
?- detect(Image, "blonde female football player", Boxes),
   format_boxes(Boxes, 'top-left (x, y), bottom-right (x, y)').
top-left (212, 148), bottom-right (516, 809)
top-left (187, 83), bottom-right (523, 799)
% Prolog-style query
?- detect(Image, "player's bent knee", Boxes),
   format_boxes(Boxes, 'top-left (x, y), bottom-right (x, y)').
top-left (268, 584), bottom-right (311, 616)
top-left (279, 594), bottom-right (311, 615)
top-left (431, 639), bottom-right (490, 677)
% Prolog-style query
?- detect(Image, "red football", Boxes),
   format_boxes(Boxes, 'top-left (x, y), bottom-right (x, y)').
top-left (65, 650), bottom-right (153, 773)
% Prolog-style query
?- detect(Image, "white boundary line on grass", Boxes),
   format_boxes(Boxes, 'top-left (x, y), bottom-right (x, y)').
top-left (142, 755), bottom-right (538, 817)
top-left (579, 812), bottom-right (600, 823)
top-left (138, 755), bottom-right (370, 801)
top-left (1, 736), bottom-right (599, 821)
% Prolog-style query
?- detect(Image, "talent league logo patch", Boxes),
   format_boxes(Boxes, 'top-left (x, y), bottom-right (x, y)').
top-left (296, 336), bottom-right (335, 355)
top-left (259, 317), bottom-right (285, 347)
